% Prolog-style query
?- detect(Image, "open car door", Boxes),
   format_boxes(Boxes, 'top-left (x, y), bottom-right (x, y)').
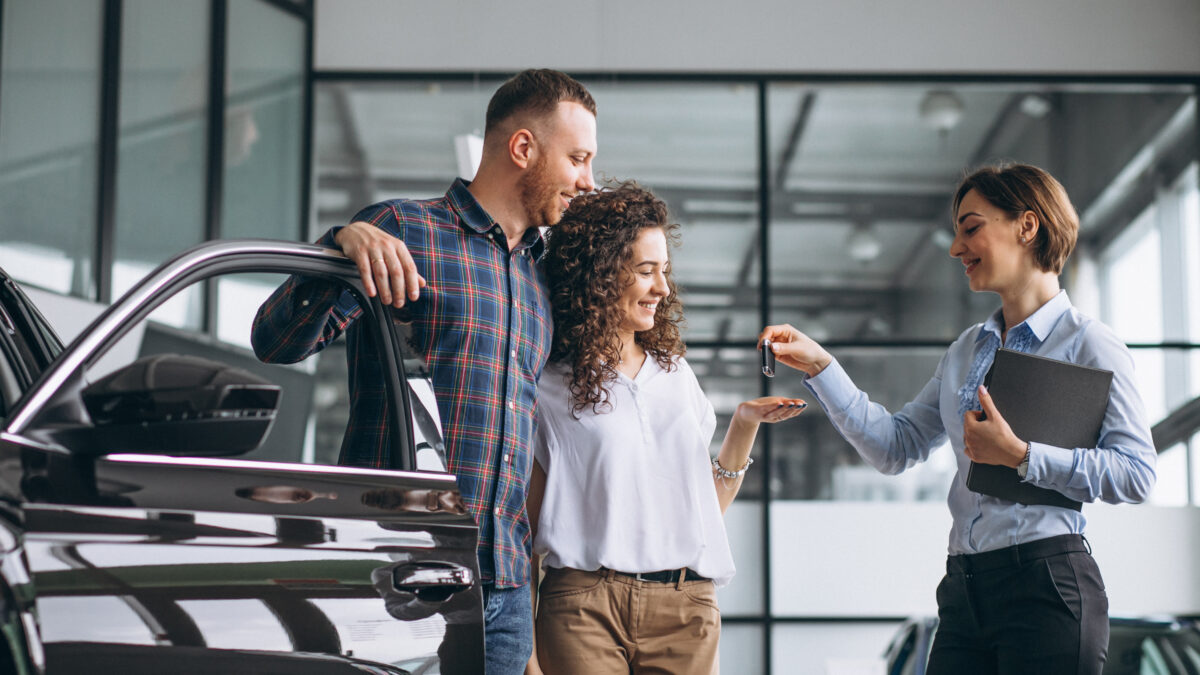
top-left (0, 240), bottom-right (483, 674)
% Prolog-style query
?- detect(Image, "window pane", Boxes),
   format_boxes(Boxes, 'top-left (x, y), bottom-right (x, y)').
top-left (1192, 431), bottom-right (1200, 507)
top-left (113, 0), bottom-right (210, 328)
top-left (222, 0), bottom-right (305, 241)
top-left (767, 83), bottom-right (1006, 344)
top-left (312, 80), bottom-right (489, 239)
top-left (1182, 164), bottom-right (1200, 401)
top-left (765, 82), bottom-right (1195, 503)
top-left (313, 79), bottom-right (761, 342)
top-left (770, 346), bottom-right (953, 501)
top-left (1104, 210), bottom-right (1167, 422)
top-left (0, 0), bottom-right (101, 297)
top-left (767, 82), bottom-right (1195, 345)
top-left (716, 500), bottom-right (764, 616)
top-left (582, 81), bottom-right (761, 342)
top-left (772, 622), bottom-right (899, 675)
top-left (1150, 442), bottom-right (1188, 506)
top-left (719, 624), bottom-right (763, 675)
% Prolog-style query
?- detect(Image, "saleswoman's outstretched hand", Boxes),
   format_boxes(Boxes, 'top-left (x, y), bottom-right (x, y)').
top-left (758, 324), bottom-right (834, 377)
top-left (737, 396), bottom-right (808, 424)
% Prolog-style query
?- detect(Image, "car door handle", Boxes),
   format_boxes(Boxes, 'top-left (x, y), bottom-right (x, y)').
top-left (392, 562), bottom-right (474, 597)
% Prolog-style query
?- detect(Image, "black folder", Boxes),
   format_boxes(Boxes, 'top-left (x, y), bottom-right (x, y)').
top-left (964, 348), bottom-right (1113, 511)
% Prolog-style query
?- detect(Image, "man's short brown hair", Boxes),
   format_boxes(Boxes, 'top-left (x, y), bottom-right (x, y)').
top-left (952, 163), bottom-right (1079, 274)
top-left (484, 69), bottom-right (596, 136)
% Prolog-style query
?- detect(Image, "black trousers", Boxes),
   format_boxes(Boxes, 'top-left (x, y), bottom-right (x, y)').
top-left (926, 534), bottom-right (1109, 675)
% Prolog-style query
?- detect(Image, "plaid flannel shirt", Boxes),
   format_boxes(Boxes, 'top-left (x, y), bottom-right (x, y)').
top-left (251, 179), bottom-right (552, 588)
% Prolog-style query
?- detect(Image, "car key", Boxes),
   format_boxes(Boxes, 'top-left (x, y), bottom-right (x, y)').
top-left (760, 339), bottom-right (775, 377)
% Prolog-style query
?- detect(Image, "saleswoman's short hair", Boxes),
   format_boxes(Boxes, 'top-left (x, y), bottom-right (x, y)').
top-left (953, 163), bottom-right (1079, 274)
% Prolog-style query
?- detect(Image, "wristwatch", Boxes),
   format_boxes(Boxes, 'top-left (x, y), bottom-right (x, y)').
top-left (1016, 442), bottom-right (1031, 479)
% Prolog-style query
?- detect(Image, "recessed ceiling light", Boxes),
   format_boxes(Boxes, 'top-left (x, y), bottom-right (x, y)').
top-left (846, 224), bottom-right (882, 262)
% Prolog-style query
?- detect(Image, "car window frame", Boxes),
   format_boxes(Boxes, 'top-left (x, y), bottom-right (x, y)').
top-left (4, 240), bottom-right (420, 472)
top-left (0, 273), bottom-right (65, 420)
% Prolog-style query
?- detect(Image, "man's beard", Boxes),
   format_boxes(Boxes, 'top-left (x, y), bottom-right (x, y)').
top-left (518, 156), bottom-right (561, 230)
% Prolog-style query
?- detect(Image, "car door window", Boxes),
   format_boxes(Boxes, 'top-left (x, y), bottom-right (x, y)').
top-left (78, 269), bottom-right (441, 471)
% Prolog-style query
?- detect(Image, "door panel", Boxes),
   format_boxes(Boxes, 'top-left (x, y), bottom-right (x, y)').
top-left (24, 456), bottom-right (483, 673)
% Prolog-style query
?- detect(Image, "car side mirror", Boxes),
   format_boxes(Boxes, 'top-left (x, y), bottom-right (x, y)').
top-left (79, 353), bottom-right (280, 456)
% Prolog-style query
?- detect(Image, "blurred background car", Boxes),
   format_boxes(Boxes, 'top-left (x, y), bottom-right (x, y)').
top-left (884, 615), bottom-right (1200, 675)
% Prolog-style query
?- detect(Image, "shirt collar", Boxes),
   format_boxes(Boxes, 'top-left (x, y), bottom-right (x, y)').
top-left (445, 178), bottom-right (546, 259)
top-left (979, 289), bottom-right (1071, 342)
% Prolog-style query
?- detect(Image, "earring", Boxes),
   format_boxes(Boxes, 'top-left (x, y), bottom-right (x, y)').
top-left (1019, 237), bottom-right (1027, 243)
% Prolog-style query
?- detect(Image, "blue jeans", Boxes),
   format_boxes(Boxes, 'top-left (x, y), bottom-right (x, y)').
top-left (483, 582), bottom-right (533, 674)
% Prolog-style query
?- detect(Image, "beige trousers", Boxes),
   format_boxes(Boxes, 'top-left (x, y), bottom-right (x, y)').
top-left (535, 567), bottom-right (720, 675)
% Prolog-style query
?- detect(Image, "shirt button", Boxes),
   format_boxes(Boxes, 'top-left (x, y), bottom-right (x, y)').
top-left (503, 453), bottom-right (511, 463)
top-left (494, 507), bottom-right (501, 516)
top-left (508, 401), bottom-right (514, 410)
top-left (300, 300), bottom-right (309, 307)
top-left (510, 349), bottom-right (517, 359)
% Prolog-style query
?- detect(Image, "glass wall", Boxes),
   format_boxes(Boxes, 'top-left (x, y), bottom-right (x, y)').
top-left (113, 0), bottom-right (211, 329)
top-left (217, 0), bottom-right (306, 346)
top-left (312, 75), bottom-right (1200, 671)
top-left (0, 0), bottom-right (310, 334)
top-left (221, 0), bottom-right (305, 241)
top-left (0, 0), bottom-right (103, 297)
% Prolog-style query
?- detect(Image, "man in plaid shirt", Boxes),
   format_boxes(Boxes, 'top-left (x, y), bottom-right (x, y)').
top-left (251, 69), bottom-right (596, 674)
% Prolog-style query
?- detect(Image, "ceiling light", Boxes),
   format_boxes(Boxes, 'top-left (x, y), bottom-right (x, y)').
top-left (682, 199), bottom-right (757, 216)
top-left (1019, 94), bottom-right (1052, 118)
top-left (918, 90), bottom-right (965, 133)
top-left (865, 316), bottom-right (891, 336)
top-left (790, 201), bottom-right (851, 216)
top-left (929, 228), bottom-right (954, 250)
top-left (846, 223), bottom-right (882, 263)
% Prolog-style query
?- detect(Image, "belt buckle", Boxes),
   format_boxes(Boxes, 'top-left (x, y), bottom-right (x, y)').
top-left (634, 571), bottom-right (654, 582)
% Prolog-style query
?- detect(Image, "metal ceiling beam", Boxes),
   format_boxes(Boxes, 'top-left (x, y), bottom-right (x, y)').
top-left (315, 178), bottom-right (951, 226)
top-left (773, 91), bottom-right (816, 192)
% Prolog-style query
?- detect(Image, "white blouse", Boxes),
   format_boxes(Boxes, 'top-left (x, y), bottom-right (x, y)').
top-left (533, 355), bottom-right (736, 587)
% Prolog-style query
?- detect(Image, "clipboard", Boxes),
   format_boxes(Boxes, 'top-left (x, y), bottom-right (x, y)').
top-left (964, 348), bottom-right (1113, 511)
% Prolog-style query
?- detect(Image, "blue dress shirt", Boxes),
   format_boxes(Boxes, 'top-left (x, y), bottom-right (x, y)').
top-left (804, 291), bottom-right (1157, 555)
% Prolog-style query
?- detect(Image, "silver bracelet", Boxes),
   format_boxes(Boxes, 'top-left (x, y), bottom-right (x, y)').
top-left (712, 456), bottom-right (754, 479)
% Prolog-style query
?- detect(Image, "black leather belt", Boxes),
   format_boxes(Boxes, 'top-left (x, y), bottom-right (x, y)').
top-left (611, 568), bottom-right (708, 583)
top-left (947, 533), bottom-right (1089, 575)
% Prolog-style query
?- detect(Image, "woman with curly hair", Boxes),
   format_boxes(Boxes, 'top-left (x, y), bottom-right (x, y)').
top-left (525, 182), bottom-right (806, 675)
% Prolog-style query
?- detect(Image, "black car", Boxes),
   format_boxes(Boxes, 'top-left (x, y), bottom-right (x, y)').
top-left (0, 240), bottom-right (483, 674)
top-left (884, 615), bottom-right (1200, 675)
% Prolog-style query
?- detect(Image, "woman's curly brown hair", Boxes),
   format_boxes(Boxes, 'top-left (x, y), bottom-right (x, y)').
top-left (544, 181), bottom-right (685, 415)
